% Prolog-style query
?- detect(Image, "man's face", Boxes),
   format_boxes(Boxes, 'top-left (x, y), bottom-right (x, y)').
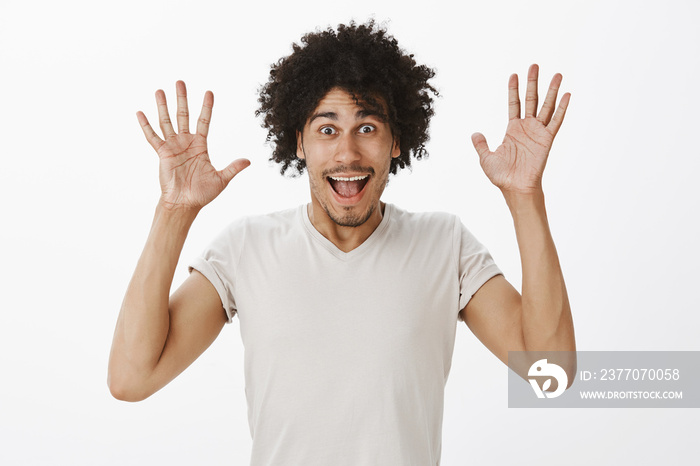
top-left (297, 88), bottom-right (400, 227)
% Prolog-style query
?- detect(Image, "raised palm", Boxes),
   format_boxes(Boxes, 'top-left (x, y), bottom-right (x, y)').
top-left (137, 81), bottom-right (249, 211)
top-left (472, 65), bottom-right (570, 195)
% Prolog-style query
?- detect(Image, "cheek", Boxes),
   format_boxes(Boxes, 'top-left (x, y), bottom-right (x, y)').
top-left (301, 139), bottom-right (334, 162)
top-left (359, 138), bottom-right (392, 158)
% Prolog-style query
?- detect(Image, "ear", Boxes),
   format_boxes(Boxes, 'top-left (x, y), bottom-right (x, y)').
top-left (296, 130), bottom-right (305, 160)
top-left (391, 138), bottom-right (401, 159)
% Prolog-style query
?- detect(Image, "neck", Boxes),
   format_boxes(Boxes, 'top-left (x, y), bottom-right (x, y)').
top-left (307, 200), bottom-right (385, 253)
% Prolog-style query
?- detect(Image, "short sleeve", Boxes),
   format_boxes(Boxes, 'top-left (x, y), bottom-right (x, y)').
top-left (187, 224), bottom-right (241, 323)
top-left (454, 216), bottom-right (503, 312)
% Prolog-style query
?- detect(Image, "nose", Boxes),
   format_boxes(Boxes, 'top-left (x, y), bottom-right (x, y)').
top-left (333, 132), bottom-right (362, 165)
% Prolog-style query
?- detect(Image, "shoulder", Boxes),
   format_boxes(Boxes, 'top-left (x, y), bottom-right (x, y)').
top-left (388, 204), bottom-right (459, 236)
top-left (219, 205), bottom-right (300, 235)
top-left (386, 204), bottom-right (490, 255)
top-left (201, 205), bottom-right (302, 253)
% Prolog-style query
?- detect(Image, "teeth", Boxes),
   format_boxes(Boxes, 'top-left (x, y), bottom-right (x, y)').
top-left (328, 175), bottom-right (369, 181)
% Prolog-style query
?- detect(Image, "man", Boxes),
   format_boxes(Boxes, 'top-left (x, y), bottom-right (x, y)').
top-left (108, 21), bottom-right (576, 465)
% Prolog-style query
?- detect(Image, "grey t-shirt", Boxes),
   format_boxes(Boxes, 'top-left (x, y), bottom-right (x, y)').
top-left (189, 203), bottom-right (501, 466)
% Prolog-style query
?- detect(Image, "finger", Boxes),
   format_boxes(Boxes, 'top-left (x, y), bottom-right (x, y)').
top-left (196, 91), bottom-right (214, 137)
top-left (176, 80), bottom-right (190, 133)
top-left (471, 132), bottom-right (491, 160)
top-left (136, 111), bottom-right (164, 151)
top-left (524, 64), bottom-right (539, 118)
top-left (538, 73), bottom-right (562, 125)
top-left (219, 158), bottom-right (251, 185)
top-left (508, 74), bottom-right (520, 120)
top-left (155, 89), bottom-right (176, 138)
top-left (547, 92), bottom-right (571, 136)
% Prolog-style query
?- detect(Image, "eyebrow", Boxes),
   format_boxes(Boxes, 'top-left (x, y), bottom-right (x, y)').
top-left (308, 111), bottom-right (338, 124)
top-left (308, 109), bottom-right (385, 125)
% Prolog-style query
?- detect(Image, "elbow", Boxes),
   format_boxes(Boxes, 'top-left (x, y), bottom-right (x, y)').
top-left (561, 354), bottom-right (577, 390)
top-left (108, 383), bottom-right (147, 403)
top-left (107, 370), bottom-right (153, 402)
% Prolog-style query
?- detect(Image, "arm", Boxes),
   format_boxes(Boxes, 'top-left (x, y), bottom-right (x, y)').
top-left (460, 65), bottom-right (576, 382)
top-left (107, 81), bottom-right (249, 401)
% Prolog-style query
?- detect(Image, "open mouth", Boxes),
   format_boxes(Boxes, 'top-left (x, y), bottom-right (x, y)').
top-left (327, 175), bottom-right (370, 199)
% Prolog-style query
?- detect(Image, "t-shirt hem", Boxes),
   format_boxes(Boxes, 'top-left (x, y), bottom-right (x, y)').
top-left (458, 263), bottom-right (503, 311)
top-left (188, 257), bottom-right (236, 323)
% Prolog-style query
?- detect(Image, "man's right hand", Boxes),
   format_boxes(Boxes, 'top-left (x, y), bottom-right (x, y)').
top-left (136, 81), bottom-right (250, 211)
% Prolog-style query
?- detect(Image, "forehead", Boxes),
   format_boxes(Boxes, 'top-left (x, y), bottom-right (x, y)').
top-left (314, 87), bottom-right (362, 112)
top-left (307, 88), bottom-right (387, 124)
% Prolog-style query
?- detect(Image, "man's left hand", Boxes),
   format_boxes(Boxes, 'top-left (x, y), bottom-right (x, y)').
top-left (471, 64), bottom-right (570, 196)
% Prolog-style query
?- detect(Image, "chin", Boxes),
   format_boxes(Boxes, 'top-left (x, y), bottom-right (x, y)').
top-left (325, 202), bottom-right (376, 228)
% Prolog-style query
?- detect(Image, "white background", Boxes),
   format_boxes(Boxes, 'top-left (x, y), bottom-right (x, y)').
top-left (1, 0), bottom-right (698, 464)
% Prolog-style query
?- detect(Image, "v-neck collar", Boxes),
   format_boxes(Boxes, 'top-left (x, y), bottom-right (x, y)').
top-left (300, 203), bottom-right (394, 260)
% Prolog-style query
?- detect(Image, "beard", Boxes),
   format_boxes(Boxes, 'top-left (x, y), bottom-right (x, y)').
top-left (323, 201), bottom-right (377, 227)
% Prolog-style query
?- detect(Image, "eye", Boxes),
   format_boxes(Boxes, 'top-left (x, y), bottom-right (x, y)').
top-left (358, 124), bottom-right (375, 134)
top-left (320, 126), bottom-right (337, 135)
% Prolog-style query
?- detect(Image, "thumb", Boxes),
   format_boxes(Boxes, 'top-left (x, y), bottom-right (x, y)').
top-left (220, 158), bottom-right (251, 184)
top-left (471, 133), bottom-right (491, 159)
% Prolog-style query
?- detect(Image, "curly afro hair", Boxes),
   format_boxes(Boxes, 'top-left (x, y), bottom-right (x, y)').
top-left (256, 20), bottom-right (438, 177)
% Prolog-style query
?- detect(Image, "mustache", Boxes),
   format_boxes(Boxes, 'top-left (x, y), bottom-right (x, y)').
top-left (322, 165), bottom-right (376, 177)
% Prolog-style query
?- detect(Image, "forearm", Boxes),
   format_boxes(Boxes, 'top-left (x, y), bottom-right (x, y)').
top-left (108, 202), bottom-right (199, 395)
top-left (504, 189), bottom-right (575, 353)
